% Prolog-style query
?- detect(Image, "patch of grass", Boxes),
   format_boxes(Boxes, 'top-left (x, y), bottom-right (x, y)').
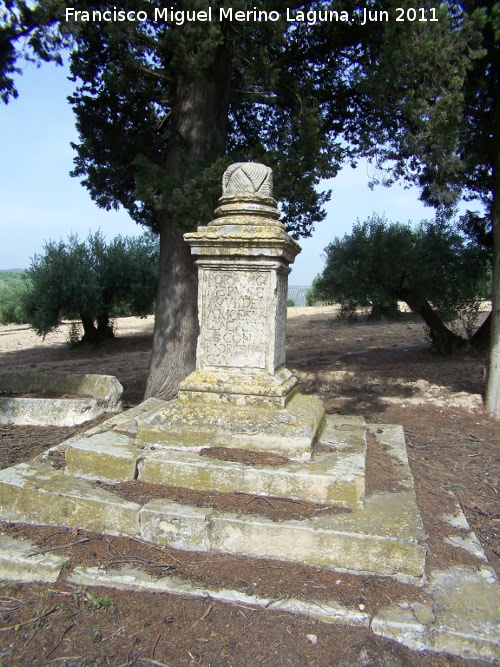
top-left (84, 592), bottom-right (113, 611)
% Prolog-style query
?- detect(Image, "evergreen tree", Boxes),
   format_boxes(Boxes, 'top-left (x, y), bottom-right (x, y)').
top-left (1, 0), bottom-right (369, 398)
top-left (22, 231), bottom-right (159, 342)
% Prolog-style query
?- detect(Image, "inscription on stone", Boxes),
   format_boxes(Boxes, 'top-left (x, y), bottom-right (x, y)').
top-left (201, 270), bottom-right (271, 369)
top-left (274, 272), bottom-right (288, 368)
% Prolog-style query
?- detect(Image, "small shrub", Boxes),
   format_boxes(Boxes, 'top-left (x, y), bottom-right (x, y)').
top-left (66, 322), bottom-right (82, 348)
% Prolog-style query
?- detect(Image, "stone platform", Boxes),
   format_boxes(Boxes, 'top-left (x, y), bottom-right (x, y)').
top-left (0, 399), bottom-right (425, 584)
top-left (0, 405), bottom-right (499, 661)
top-left (135, 392), bottom-right (325, 462)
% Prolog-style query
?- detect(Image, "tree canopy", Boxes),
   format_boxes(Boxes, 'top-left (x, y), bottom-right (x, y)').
top-left (1, 0), bottom-right (376, 398)
top-left (22, 231), bottom-right (159, 343)
top-left (350, 0), bottom-right (500, 415)
top-left (308, 213), bottom-right (491, 354)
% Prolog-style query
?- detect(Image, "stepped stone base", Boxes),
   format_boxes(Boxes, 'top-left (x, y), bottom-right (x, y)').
top-left (0, 400), bottom-right (425, 583)
top-left (135, 392), bottom-right (325, 462)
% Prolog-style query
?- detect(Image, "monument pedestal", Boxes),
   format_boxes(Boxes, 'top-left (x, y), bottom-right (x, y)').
top-left (138, 162), bottom-right (324, 459)
top-left (2, 165), bottom-right (500, 661)
top-left (135, 392), bottom-right (324, 462)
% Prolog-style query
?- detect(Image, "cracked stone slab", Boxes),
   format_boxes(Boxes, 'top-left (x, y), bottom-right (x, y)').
top-left (440, 494), bottom-right (488, 561)
top-left (0, 535), bottom-right (67, 583)
top-left (371, 567), bottom-right (500, 663)
top-left (428, 566), bottom-right (500, 662)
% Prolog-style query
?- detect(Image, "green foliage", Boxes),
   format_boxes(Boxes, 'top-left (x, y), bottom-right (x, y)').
top-left (22, 230), bottom-right (159, 343)
top-left (357, 2), bottom-right (497, 230)
top-left (305, 277), bottom-right (321, 307)
top-left (286, 298), bottom-right (295, 307)
top-left (310, 213), bottom-right (490, 335)
top-left (84, 593), bottom-right (113, 612)
top-left (0, 0), bottom-right (381, 239)
top-left (0, 271), bottom-right (30, 324)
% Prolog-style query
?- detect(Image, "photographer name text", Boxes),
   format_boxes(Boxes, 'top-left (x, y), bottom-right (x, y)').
top-left (64, 6), bottom-right (439, 26)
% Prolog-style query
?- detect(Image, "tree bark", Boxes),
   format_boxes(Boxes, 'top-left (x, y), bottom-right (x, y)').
top-left (469, 311), bottom-right (491, 352)
top-left (397, 289), bottom-right (467, 355)
top-left (145, 35), bottom-right (233, 400)
top-left (80, 314), bottom-right (98, 343)
top-left (145, 223), bottom-right (199, 399)
top-left (80, 312), bottom-right (114, 343)
top-left (485, 83), bottom-right (500, 419)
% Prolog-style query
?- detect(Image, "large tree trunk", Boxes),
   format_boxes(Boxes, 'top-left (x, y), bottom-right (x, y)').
top-left (469, 311), bottom-right (491, 352)
top-left (145, 36), bottom-right (233, 400)
top-left (485, 85), bottom-right (500, 419)
top-left (145, 224), bottom-right (199, 399)
top-left (80, 311), bottom-right (114, 344)
top-left (398, 290), bottom-right (466, 355)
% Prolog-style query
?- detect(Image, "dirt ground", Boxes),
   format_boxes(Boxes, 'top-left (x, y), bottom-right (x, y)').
top-left (0, 307), bottom-right (498, 667)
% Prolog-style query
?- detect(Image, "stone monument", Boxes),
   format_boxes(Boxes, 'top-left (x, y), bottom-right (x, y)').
top-left (0, 161), bottom-right (428, 589)
top-left (136, 162), bottom-right (325, 461)
top-left (179, 162), bottom-right (298, 408)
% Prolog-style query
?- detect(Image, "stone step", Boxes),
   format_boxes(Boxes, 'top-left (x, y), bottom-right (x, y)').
top-left (0, 417), bottom-right (424, 583)
top-left (140, 489), bottom-right (425, 584)
top-left (135, 393), bottom-right (326, 461)
top-left (63, 413), bottom-right (366, 508)
top-left (0, 460), bottom-right (140, 536)
top-left (138, 447), bottom-right (365, 509)
top-left (0, 535), bottom-right (68, 583)
top-left (0, 461), bottom-right (423, 583)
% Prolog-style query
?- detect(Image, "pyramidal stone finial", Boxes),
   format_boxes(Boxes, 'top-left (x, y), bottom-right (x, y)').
top-left (222, 162), bottom-right (273, 198)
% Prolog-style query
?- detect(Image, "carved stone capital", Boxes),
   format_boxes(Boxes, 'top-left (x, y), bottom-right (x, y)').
top-left (222, 162), bottom-right (273, 198)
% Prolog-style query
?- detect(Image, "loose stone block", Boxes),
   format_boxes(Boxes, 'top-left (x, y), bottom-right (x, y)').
top-left (371, 605), bottom-right (428, 651)
top-left (0, 372), bottom-right (123, 426)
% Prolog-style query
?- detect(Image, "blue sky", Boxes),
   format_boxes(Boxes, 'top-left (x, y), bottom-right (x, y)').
top-left (1, 59), bottom-right (451, 285)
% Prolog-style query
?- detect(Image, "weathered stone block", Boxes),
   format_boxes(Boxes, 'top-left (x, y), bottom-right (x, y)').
top-left (0, 461), bottom-right (140, 536)
top-left (136, 393), bottom-right (325, 461)
top-left (0, 535), bottom-right (67, 583)
top-left (138, 440), bottom-right (365, 508)
top-left (140, 500), bottom-right (212, 551)
top-left (65, 432), bottom-right (139, 482)
top-left (208, 491), bottom-right (425, 583)
top-left (0, 372), bottom-right (123, 426)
